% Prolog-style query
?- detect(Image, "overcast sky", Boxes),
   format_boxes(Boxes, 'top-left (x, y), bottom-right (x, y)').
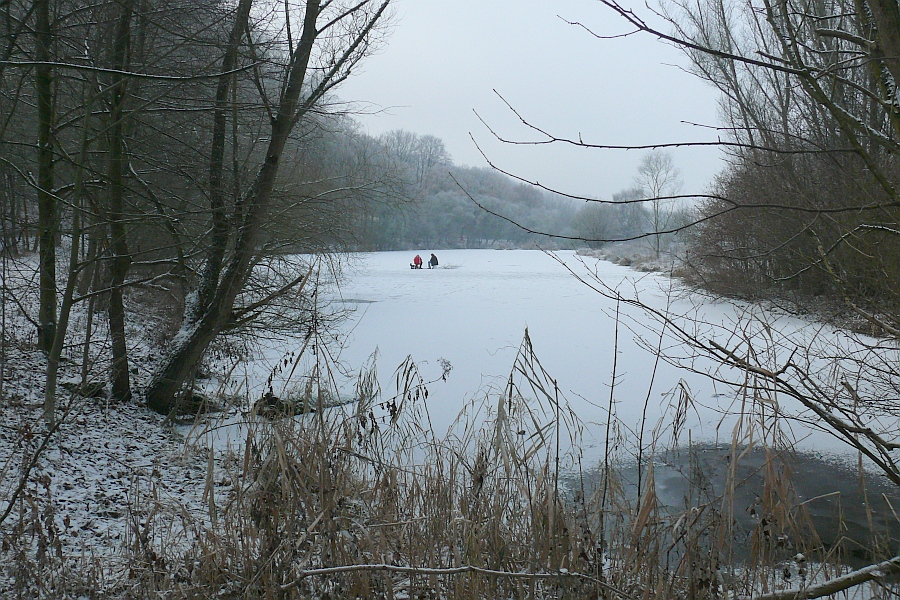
top-left (337, 0), bottom-right (725, 200)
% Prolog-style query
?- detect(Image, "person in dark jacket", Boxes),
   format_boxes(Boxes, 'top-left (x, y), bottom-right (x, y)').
top-left (428, 253), bottom-right (438, 269)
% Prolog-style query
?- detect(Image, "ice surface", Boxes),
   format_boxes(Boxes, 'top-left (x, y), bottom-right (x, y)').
top-left (303, 249), bottom-right (862, 458)
top-left (191, 249), bottom-right (894, 465)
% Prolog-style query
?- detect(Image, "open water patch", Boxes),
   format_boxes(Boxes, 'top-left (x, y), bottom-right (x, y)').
top-left (581, 444), bottom-right (900, 569)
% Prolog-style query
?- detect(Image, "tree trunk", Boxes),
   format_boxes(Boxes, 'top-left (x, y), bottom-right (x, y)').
top-left (1, 171), bottom-right (16, 254)
top-left (194, 0), bottom-right (253, 323)
top-left (145, 0), bottom-right (391, 415)
top-left (44, 182), bottom-right (81, 425)
top-left (146, 0), bottom-right (254, 414)
top-left (146, 0), bottom-right (323, 414)
top-left (35, 0), bottom-right (56, 353)
top-left (107, 0), bottom-right (135, 402)
top-left (144, 304), bottom-right (227, 413)
top-left (867, 0), bottom-right (900, 99)
top-left (146, 147), bottom-right (292, 414)
top-left (44, 94), bottom-right (93, 425)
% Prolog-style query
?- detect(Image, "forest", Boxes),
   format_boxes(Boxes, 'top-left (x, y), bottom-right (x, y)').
top-left (3, 0), bottom-right (900, 597)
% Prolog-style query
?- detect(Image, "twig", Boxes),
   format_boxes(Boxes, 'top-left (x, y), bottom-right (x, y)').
top-left (281, 563), bottom-right (635, 598)
top-left (0, 398), bottom-right (78, 527)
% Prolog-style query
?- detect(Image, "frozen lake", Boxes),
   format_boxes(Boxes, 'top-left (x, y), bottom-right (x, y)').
top-left (206, 248), bottom-right (900, 472)
top-left (302, 249), bottom-right (861, 460)
top-left (189, 249), bottom-right (900, 575)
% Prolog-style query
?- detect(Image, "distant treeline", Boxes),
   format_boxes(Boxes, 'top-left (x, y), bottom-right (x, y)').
top-left (345, 130), bottom-right (583, 251)
top-left (331, 128), bottom-right (669, 252)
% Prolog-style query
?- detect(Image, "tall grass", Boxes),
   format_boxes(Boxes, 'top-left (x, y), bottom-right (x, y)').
top-left (4, 325), bottom-right (899, 598)
top-left (102, 329), bottom-right (896, 599)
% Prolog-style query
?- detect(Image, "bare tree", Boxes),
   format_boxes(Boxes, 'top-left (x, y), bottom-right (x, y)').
top-left (378, 129), bottom-right (451, 187)
top-left (145, 0), bottom-right (392, 415)
top-left (104, 0), bottom-right (137, 403)
top-left (34, 0), bottom-right (55, 354)
top-left (633, 150), bottom-right (682, 258)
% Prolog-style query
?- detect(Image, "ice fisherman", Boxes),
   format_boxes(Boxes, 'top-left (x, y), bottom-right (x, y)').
top-left (412, 254), bottom-right (423, 269)
top-left (429, 253), bottom-right (439, 269)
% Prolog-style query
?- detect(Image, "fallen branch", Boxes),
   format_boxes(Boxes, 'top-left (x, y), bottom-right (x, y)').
top-left (281, 564), bottom-right (634, 598)
top-left (741, 555), bottom-right (900, 600)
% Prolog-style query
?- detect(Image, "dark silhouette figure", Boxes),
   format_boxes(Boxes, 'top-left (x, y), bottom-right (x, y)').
top-left (429, 253), bottom-right (439, 269)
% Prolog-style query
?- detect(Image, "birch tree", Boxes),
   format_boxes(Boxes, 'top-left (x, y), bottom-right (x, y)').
top-left (633, 150), bottom-right (682, 259)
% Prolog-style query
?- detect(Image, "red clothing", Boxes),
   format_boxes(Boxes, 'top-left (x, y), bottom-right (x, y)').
top-left (414, 255), bottom-right (423, 267)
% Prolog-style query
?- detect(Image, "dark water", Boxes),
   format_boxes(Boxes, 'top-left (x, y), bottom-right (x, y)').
top-left (583, 445), bottom-right (900, 569)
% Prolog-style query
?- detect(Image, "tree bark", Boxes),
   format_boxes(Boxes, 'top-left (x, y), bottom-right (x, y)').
top-left (44, 94), bottom-right (92, 426)
top-left (145, 0), bottom-right (391, 415)
top-left (106, 0), bottom-right (135, 402)
top-left (194, 0), bottom-right (254, 323)
top-left (867, 0), bottom-right (900, 101)
top-left (35, 0), bottom-right (56, 353)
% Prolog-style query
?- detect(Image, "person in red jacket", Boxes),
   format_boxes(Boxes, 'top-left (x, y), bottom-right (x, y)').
top-left (412, 254), bottom-right (423, 269)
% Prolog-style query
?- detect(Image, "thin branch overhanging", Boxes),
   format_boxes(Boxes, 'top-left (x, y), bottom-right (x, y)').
top-left (548, 253), bottom-right (900, 488)
top-left (0, 60), bottom-right (260, 80)
top-left (468, 137), bottom-right (899, 212)
top-left (476, 90), bottom-right (857, 155)
top-left (570, 1), bottom-right (807, 76)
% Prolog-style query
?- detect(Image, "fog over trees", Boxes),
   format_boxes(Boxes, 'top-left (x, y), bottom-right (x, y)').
top-left (0, 0), bottom-right (396, 417)
top-left (0, 0), bottom-right (594, 422)
top-left (352, 129), bottom-right (583, 250)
